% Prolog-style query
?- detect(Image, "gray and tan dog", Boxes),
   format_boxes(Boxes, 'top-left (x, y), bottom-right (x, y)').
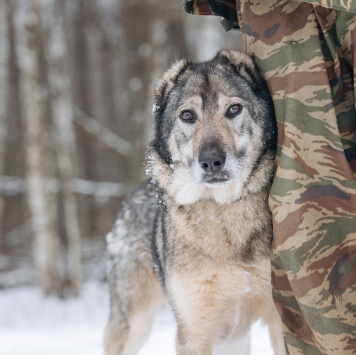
top-left (105, 50), bottom-right (285, 355)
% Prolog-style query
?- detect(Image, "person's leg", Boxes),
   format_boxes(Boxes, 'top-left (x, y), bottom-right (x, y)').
top-left (238, 1), bottom-right (356, 353)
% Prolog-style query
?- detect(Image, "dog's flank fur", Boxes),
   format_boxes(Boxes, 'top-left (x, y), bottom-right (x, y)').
top-left (105, 50), bottom-right (285, 355)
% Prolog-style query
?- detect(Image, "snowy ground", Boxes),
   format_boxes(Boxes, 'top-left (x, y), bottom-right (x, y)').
top-left (1, 282), bottom-right (274, 355)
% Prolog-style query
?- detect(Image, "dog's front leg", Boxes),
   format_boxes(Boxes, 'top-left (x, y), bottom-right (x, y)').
top-left (175, 324), bottom-right (213, 355)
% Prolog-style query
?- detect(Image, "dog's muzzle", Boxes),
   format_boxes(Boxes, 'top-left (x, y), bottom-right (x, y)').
top-left (199, 145), bottom-right (230, 184)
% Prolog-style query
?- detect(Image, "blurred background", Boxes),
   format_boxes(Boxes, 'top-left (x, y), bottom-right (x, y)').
top-left (0, 0), bottom-right (243, 298)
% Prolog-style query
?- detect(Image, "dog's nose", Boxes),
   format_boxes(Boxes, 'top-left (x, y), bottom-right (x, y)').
top-left (199, 145), bottom-right (226, 173)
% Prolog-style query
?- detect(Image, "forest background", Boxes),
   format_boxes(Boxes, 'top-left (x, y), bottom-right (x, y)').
top-left (0, 0), bottom-right (243, 297)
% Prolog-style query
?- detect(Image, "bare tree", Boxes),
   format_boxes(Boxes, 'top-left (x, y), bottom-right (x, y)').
top-left (0, 0), bottom-right (9, 251)
top-left (44, 0), bottom-right (82, 295)
top-left (3, 0), bottom-right (27, 240)
top-left (119, 1), bottom-right (168, 186)
top-left (19, 0), bottom-right (63, 296)
top-left (69, 0), bottom-right (97, 237)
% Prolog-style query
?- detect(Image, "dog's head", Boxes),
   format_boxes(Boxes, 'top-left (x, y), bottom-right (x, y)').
top-left (147, 50), bottom-right (276, 205)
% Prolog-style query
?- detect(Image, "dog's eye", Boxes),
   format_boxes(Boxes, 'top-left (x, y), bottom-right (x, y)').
top-left (227, 104), bottom-right (243, 118)
top-left (179, 110), bottom-right (195, 123)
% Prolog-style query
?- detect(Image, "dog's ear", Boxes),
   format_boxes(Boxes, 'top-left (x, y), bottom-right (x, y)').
top-left (215, 50), bottom-right (264, 86)
top-left (154, 59), bottom-right (189, 107)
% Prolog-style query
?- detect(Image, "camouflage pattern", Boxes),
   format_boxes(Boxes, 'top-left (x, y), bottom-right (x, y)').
top-left (184, 1), bottom-right (356, 354)
top-left (297, 0), bottom-right (356, 12)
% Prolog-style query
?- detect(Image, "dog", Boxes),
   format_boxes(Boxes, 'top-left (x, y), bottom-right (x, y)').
top-left (105, 50), bottom-right (285, 355)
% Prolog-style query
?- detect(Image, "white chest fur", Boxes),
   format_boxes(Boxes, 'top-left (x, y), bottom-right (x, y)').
top-left (168, 258), bottom-right (272, 347)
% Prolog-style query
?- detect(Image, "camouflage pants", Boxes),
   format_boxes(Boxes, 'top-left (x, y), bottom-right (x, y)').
top-left (237, 1), bottom-right (356, 354)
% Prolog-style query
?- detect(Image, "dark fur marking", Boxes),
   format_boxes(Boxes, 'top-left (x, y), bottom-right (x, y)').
top-left (151, 184), bottom-right (168, 288)
top-left (236, 149), bottom-right (247, 160)
top-left (151, 103), bottom-right (173, 165)
top-left (156, 81), bottom-right (168, 106)
top-left (155, 60), bottom-right (190, 105)
top-left (240, 228), bottom-right (270, 263)
top-left (200, 68), bottom-right (211, 111)
top-left (173, 61), bottom-right (190, 84)
top-left (152, 211), bottom-right (166, 288)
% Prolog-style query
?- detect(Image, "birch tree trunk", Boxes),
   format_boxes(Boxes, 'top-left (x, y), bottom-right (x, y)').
top-left (71, 0), bottom-right (97, 238)
top-left (0, 0), bottom-right (9, 251)
top-left (119, 0), bottom-right (158, 187)
top-left (20, 0), bottom-right (63, 296)
top-left (44, 0), bottom-right (81, 295)
top-left (4, 0), bottom-right (26, 238)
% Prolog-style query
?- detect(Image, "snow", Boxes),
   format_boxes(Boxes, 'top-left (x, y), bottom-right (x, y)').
top-left (0, 282), bottom-right (274, 355)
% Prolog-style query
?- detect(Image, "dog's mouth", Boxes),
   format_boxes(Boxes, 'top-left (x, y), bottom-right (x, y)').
top-left (202, 171), bottom-right (230, 185)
